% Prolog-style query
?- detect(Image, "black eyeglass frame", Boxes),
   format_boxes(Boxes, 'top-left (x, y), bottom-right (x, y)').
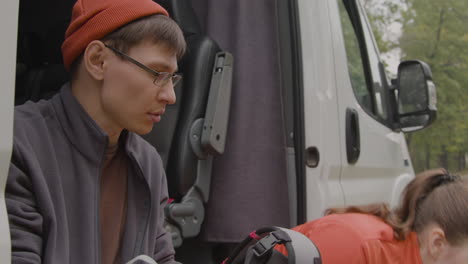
top-left (104, 44), bottom-right (182, 87)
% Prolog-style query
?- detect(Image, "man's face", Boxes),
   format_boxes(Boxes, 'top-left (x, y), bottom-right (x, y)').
top-left (100, 41), bottom-right (178, 136)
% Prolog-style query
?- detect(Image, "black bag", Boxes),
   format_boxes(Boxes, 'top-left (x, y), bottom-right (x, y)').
top-left (222, 227), bottom-right (321, 264)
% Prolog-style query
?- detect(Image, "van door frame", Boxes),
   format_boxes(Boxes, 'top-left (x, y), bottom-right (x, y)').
top-left (0, 0), bottom-right (19, 261)
top-left (276, 0), bottom-right (307, 226)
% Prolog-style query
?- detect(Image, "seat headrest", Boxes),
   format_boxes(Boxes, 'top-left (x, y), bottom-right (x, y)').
top-left (158, 0), bottom-right (202, 35)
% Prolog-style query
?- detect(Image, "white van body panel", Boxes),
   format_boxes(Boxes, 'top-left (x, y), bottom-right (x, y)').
top-left (0, 0), bottom-right (18, 261)
top-left (296, 0), bottom-right (345, 221)
top-left (298, 0), bottom-right (415, 221)
top-left (328, 0), bottom-right (415, 207)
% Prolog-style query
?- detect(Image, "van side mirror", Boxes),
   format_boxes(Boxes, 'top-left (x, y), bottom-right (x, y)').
top-left (394, 60), bottom-right (437, 132)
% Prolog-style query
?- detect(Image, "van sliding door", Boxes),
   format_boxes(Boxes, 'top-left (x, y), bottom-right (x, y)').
top-left (296, 0), bottom-right (345, 221)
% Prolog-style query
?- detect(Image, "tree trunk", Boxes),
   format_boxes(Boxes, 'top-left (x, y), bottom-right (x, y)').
top-left (439, 145), bottom-right (448, 169)
top-left (459, 151), bottom-right (466, 171)
top-left (406, 133), bottom-right (412, 148)
top-left (425, 143), bottom-right (431, 170)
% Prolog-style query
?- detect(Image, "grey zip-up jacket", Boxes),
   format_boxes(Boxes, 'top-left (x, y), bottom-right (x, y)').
top-left (6, 84), bottom-right (177, 263)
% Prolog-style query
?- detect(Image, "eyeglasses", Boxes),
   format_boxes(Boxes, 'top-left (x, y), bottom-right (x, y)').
top-left (104, 44), bottom-right (182, 87)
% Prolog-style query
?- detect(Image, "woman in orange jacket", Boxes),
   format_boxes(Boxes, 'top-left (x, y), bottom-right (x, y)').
top-left (284, 169), bottom-right (468, 264)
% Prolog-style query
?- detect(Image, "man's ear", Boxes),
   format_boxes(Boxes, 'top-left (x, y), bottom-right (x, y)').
top-left (427, 227), bottom-right (448, 260)
top-left (83, 40), bottom-right (107, 81)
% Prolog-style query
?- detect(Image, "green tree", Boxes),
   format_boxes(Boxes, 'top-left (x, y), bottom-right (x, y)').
top-left (399, 0), bottom-right (468, 172)
top-left (365, 0), bottom-right (468, 172)
top-left (363, 0), bottom-right (401, 54)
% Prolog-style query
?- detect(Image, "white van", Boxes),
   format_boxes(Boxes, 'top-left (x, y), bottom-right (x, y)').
top-left (0, 0), bottom-right (436, 263)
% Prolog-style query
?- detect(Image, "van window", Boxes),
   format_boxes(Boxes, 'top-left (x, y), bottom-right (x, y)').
top-left (357, 4), bottom-right (389, 120)
top-left (338, 1), bottom-right (371, 110)
top-left (338, 0), bottom-right (390, 123)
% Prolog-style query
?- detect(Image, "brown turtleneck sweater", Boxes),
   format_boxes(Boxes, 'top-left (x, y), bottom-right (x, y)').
top-left (100, 143), bottom-right (129, 264)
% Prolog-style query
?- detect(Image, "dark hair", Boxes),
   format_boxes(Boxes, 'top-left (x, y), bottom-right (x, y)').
top-left (325, 169), bottom-right (468, 245)
top-left (70, 14), bottom-right (186, 76)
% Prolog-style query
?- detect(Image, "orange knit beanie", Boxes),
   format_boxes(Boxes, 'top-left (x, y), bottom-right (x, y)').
top-left (61, 0), bottom-right (169, 70)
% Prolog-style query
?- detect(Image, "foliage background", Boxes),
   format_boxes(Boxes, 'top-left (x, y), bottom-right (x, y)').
top-left (365, 0), bottom-right (468, 174)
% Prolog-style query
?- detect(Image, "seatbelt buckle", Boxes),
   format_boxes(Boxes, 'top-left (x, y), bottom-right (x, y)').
top-left (252, 232), bottom-right (289, 257)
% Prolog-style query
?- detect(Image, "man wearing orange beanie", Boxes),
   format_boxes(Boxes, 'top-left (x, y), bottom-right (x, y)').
top-left (6, 0), bottom-right (186, 263)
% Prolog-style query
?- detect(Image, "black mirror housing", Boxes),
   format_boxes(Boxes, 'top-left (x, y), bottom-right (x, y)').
top-left (394, 60), bottom-right (437, 132)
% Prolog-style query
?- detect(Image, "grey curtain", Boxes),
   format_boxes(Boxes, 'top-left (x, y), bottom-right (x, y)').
top-left (192, 0), bottom-right (291, 243)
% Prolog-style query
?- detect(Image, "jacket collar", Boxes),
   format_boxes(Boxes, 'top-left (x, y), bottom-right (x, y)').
top-left (52, 84), bottom-right (149, 181)
top-left (52, 83), bottom-right (108, 165)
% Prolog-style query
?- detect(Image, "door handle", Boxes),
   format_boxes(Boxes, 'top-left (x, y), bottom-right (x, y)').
top-left (346, 108), bottom-right (360, 164)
